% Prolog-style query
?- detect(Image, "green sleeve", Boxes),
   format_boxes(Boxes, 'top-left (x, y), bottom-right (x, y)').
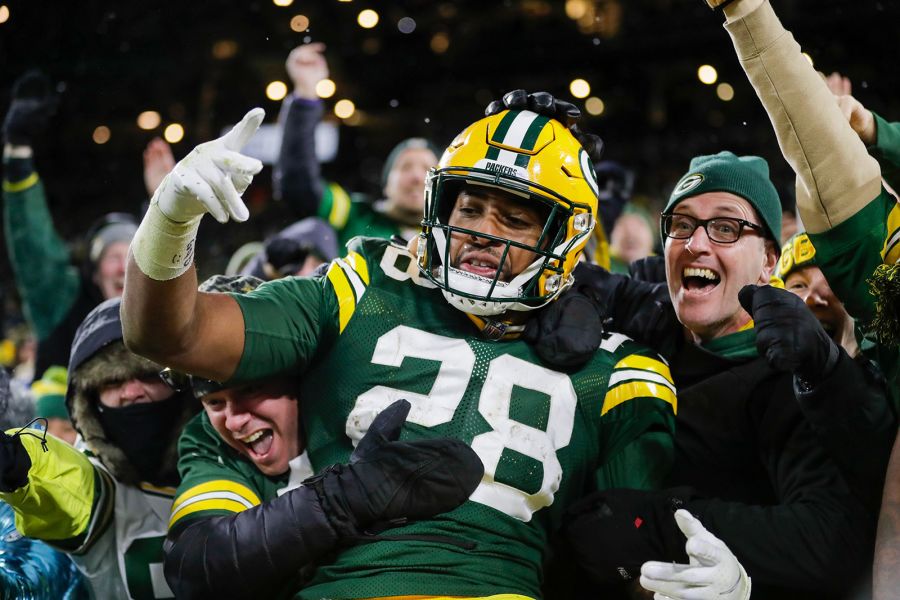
top-left (594, 345), bottom-right (677, 491)
top-left (229, 272), bottom-right (340, 384)
top-left (0, 431), bottom-right (114, 552)
top-left (317, 182), bottom-right (352, 232)
top-left (870, 112), bottom-right (900, 192)
top-left (169, 414), bottom-right (265, 530)
top-left (808, 190), bottom-right (895, 324)
top-left (3, 159), bottom-right (81, 340)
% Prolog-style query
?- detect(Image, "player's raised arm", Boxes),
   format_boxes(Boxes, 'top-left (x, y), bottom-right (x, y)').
top-left (122, 108), bottom-right (265, 381)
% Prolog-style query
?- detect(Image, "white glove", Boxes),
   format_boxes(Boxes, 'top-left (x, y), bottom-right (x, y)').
top-left (154, 107), bottom-right (265, 223)
top-left (639, 510), bottom-right (751, 600)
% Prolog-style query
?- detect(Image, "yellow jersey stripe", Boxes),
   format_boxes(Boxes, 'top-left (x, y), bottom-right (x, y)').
top-left (346, 250), bottom-right (371, 285)
top-left (169, 498), bottom-right (252, 528)
top-left (327, 262), bottom-right (357, 333)
top-left (602, 380), bottom-right (677, 416)
top-left (337, 258), bottom-right (366, 300)
top-left (883, 203), bottom-right (900, 264)
top-left (328, 183), bottom-right (352, 229)
top-left (613, 354), bottom-right (674, 385)
top-left (3, 172), bottom-right (39, 193)
top-left (608, 369), bottom-right (676, 395)
top-left (172, 479), bottom-right (261, 510)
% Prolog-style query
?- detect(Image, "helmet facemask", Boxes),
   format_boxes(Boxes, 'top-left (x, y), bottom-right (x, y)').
top-left (417, 109), bottom-right (600, 319)
top-left (419, 167), bottom-right (594, 316)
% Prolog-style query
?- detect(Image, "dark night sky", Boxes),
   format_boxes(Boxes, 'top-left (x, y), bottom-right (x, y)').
top-left (1, 0), bottom-right (898, 275)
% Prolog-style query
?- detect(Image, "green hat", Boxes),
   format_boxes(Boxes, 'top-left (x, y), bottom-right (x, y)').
top-left (381, 138), bottom-right (441, 188)
top-left (664, 151), bottom-right (781, 244)
top-left (775, 232), bottom-right (818, 280)
top-left (32, 366), bottom-right (70, 420)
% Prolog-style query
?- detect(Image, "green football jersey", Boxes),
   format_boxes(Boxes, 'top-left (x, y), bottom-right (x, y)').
top-left (169, 412), bottom-right (296, 531)
top-left (231, 237), bottom-right (677, 599)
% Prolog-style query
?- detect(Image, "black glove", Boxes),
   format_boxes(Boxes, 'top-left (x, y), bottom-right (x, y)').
top-left (738, 284), bottom-right (841, 384)
top-left (525, 262), bottom-right (681, 369)
top-left (304, 399), bottom-right (483, 538)
top-left (0, 430), bottom-right (32, 492)
top-left (564, 487), bottom-right (694, 583)
top-left (485, 89), bottom-right (604, 162)
top-left (3, 70), bottom-right (58, 146)
top-left (524, 278), bottom-right (610, 370)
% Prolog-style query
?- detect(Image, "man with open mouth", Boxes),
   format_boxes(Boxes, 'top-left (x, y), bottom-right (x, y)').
top-left (535, 148), bottom-right (881, 599)
top-left (161, 276), bottom-right (484, 599)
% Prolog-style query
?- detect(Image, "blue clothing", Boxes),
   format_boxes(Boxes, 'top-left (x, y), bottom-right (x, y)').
top-left (0, 501), bottom-right (89, 600)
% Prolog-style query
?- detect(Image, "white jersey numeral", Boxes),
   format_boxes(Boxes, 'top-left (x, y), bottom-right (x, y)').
top-left (346, 326), bottom-right (577, 522)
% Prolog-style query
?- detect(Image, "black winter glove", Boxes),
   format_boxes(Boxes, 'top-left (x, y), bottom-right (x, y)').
top-left (304, 399), bottom-right (483, 538)
top-left (738, 284), bottom-right (841, 384)
top-left (523, 281), bottom-right (609, 369)
top-left (564, 487), bottom-right (695, 583)
top-left (485, 89), bottom-right (604, 162)
top-left (0, 430), bottom-right (32, 492)
top-left (3, 70), bottom-right (58, 146)
top-left (525, 262), bottom-right (681, 369)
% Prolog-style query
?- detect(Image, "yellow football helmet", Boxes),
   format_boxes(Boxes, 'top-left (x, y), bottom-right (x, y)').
top-left (417, 108), bottom-right (599, 317)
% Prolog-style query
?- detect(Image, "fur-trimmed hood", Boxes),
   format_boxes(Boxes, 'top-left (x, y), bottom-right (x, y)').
top-left (66, 298), bottom-right (197, 486)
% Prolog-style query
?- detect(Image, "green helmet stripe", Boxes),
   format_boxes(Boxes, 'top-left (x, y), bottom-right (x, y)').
top-left (519, 115), bottom-right (550, 151)
top-left (490, 110), bottom-right (520, 144)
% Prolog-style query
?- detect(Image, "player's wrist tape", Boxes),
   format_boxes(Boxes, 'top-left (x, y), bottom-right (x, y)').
top-left (131, 202), bottom-right (201, 281)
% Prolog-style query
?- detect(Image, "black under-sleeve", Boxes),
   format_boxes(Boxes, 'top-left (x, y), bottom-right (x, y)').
top-left (163, 484), bottom-right (339, 599)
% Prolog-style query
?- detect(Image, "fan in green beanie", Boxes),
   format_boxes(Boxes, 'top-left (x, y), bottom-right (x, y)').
top-left (664, 151), bottom-right (782, 245)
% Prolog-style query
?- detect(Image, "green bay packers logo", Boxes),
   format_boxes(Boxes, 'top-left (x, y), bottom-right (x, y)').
top-left (674, 173), bottom-right (704, 195)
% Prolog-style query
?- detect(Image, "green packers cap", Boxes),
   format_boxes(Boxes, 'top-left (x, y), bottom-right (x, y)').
top-left (664, 151), bottom-right (781, 244)
top-left (775, 232), bottom-right (818, 280)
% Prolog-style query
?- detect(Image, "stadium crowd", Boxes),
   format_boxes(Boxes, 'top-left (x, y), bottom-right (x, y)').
top-left (0, 0), bottom-right (898, 599)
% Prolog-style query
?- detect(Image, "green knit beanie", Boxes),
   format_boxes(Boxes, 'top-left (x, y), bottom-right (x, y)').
top-left (664, 151), bottom-right (781, 244)
top-left (381, 138), bottom-right (441, 188)
top-left (32, 366), bottom-right (71, 420)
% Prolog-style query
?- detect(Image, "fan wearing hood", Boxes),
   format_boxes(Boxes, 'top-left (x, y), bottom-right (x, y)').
top-left (0, 297), bottom-right (196, 600)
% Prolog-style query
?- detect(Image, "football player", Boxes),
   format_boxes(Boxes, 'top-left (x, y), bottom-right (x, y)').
top-left (122, 105), bottom-right (677, 598)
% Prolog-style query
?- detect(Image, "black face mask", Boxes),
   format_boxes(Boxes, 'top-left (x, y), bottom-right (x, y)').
top-left (95, 393), bottom-right (185, 484)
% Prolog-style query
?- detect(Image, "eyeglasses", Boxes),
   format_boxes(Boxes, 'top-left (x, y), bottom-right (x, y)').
top-left (661, 213), bottom-right (764, 244)
top-left (159, 368), bottom-right (222, 399)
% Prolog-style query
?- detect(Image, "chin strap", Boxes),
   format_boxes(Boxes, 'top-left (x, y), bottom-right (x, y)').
top-left (465, 314), bottom-right (526, 341)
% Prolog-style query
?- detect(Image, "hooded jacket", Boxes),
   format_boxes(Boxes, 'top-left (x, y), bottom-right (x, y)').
top-left (66, 297), bottom-right (195, 487)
